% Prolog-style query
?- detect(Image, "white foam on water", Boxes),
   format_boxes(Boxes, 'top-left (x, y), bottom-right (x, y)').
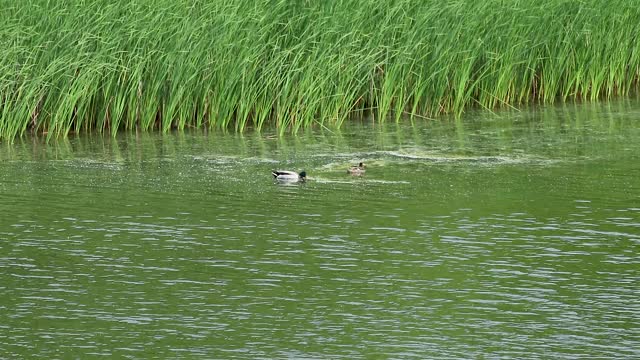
top-left (311, 150), bottom-right (557, 166)
top-left (309, 177), bottom-right (410, 185)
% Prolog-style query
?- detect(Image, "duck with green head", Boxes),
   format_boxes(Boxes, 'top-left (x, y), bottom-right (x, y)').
top-left (272, 170), bottom-right (307, 182)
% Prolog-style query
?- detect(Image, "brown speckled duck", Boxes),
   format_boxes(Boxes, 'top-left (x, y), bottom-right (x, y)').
top-left (347, 162), bottom-right (366, 175)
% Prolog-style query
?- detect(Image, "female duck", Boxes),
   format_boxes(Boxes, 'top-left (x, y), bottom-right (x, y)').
top-left (347, 162), bottom-right (366, 175)
top-left (272, 170), bottom-right (307, 182)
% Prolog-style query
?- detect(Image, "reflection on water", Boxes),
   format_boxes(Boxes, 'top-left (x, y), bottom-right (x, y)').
top-left (1, 100), bottom-right (640, 359)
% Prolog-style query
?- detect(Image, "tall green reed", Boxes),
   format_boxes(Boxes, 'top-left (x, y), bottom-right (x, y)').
top-left (0, 0), bottom-right (639, 140)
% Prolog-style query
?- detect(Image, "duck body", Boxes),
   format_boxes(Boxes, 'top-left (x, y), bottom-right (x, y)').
top-left (347, 162), bottom-right (366, 175)
top-left (272, 170), bottom-right (307, 182)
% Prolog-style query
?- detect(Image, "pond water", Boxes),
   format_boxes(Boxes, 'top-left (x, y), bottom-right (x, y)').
top-left (1, 100), bottom-right (639, 359)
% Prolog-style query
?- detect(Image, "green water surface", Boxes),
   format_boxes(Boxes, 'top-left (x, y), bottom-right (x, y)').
top-left (1, 101), bottom-right (639, 359)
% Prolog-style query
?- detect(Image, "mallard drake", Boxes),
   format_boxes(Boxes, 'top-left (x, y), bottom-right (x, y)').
top-left (272, 170), bottom-right (307, 182)
top-left (347, 162), bottom-right (366, 175)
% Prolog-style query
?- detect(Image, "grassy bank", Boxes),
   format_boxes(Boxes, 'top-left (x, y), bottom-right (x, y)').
top-left (1, 0), bottom-right (639, 139)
